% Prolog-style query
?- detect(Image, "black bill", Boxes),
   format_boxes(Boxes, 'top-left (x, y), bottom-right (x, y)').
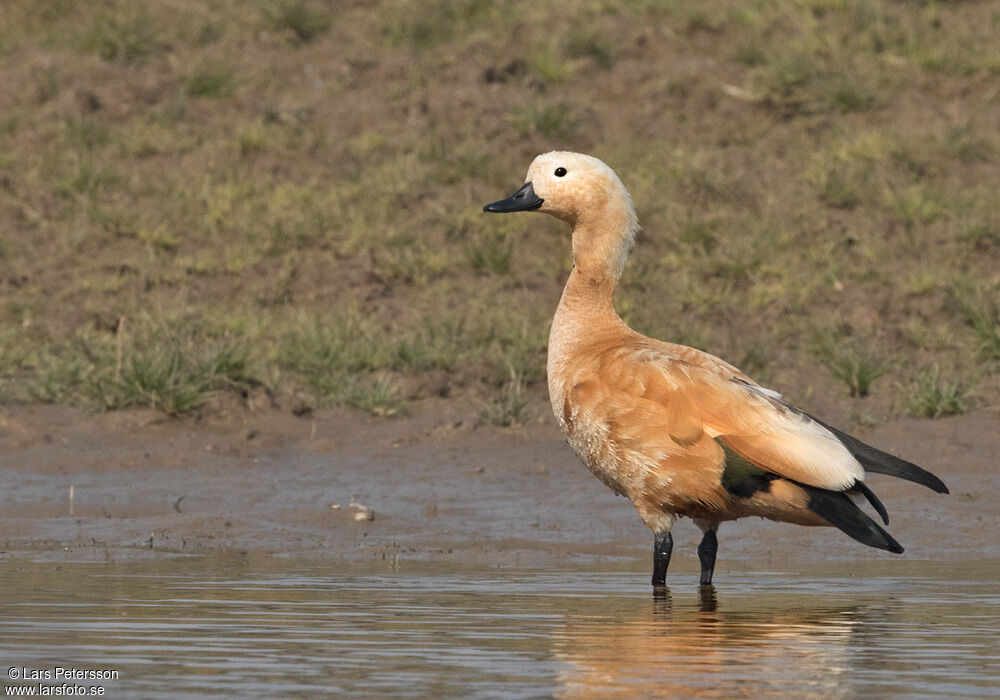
top-left (483, 182), bottom-right (543, 213)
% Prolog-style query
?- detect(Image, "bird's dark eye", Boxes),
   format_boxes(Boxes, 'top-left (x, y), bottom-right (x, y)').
top-left (554, 167), bottom-right (567, 177)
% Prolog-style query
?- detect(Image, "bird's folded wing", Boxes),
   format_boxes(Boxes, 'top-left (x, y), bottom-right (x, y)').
top-left (621, 344), bottom-right (864, 491)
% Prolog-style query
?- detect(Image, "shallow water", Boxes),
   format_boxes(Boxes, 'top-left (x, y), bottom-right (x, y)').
top-left (1, 556), bottom-right (997, 698)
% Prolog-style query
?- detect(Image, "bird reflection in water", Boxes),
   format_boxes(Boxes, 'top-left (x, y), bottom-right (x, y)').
top-left (652, 584), bottom-right (718, 613)
top-left (553, 586), bottom-right (880, 699)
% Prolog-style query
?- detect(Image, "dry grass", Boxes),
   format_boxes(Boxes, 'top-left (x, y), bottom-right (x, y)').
top-left (0, 0), bottom-right (998, 421)
top-left (905, 365), bottom-right (970, 419)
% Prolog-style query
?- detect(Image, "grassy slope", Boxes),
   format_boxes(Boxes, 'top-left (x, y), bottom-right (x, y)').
top-left (0, 0), bottom-right (997, 422)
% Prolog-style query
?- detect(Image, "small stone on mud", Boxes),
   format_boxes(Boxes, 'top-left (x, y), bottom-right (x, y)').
top-left (329, 503), bottom-right (341, 510)
top-left (350, 502), bottom-right (374, 521)
top-left (245, 429), bottom-right (260, 440)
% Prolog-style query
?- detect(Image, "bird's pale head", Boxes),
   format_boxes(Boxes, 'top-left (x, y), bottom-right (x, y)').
top-left (484, 151), bottom-right (638, 279)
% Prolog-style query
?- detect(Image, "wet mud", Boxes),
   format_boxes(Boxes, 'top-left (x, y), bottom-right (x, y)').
top-left (1, 403), bottom-right (996, 573)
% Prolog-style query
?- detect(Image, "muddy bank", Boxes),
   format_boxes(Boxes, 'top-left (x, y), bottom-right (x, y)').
top-left (0, 403), bottom-right (996, 571)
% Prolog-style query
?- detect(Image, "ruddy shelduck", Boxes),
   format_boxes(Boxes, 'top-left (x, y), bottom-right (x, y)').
top-left (484, 152), bottom-right (948, 588)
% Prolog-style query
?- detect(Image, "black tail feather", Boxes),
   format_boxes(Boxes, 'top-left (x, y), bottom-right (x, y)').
top-left (852, 480), bottom-right (889, 525)
top-left (803, 484), bottom-right (904, 554)
top-left (805, 413), bottom-right (949, 494)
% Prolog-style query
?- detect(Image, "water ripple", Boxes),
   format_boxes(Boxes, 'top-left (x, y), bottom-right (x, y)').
top-left (1, 559), bottom-right (997, 698)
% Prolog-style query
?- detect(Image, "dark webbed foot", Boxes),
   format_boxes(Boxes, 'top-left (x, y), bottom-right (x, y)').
top-left (652, 531), bottom-right (673, 587)
top-left (697, 529), bottom-right (718, 586)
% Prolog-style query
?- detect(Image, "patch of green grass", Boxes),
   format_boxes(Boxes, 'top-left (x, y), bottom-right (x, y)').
top-left (120, 118), bottom-right (186, 158)
top-left (22, 330), bottom-right (258, 415)
top-left (805, 158), bottom-right (873, 209)
top-left (277, 313), bottom-right (411, 414)
top-left (65, 116), bottom-right (111, 151)
top-left (564, 30), bottom-right (614, 70)
top-left (814, 340), bottom-right (887, 397)
top-left (382, 17), bottom-right (437, 49)
top-left (185, 64), bottom-right (236, 98)
top-left (900, 319), bottom-right (951, 352)
top-left (279, 314), bottom-right (379, 381)
top-left (374, 244), bottom-right (451, 285)
top-left (675, 216), bottom-right (718, 252)
top-left (884, 184), bottom-right (945, 229)
top-left (379, 0), bottom-right (494, 49)
top-left (24, 357), bottom-right (87, 404)
top-left (741, 10), bottom-right (887, 116)
top-left (826, 81), bottom-right (876, 113)
top-left (758, 56), bottom-right (815, 101)
top-left (530, 50), bottom-right (568, 82)
top-left (96, 343), bottom-right (251, 414)
top-left (509, 103), bottom-right (577, 140)
top-left (962, 219), bottom-right (1000, 251)
top-left (476, 314), bottom-right (548, 387)
top-left (479, 366), bottom-right (530, 427)
top-left (0, 331), bottom-right (30, 401)
top-left (955, 288), bottom-right (1000, 362)
top-left (177, 176), bottom-right (335, 260)
top-left (235, 119), bottom-right (272, 156)
top-left (389, 322), bottom-right (464, 373)
top-left (465, 230), bottom-right (513, 275)
top-left (343, 374), bottom-right (405, 417)
top-left (81, 271), bottom-right (126, 293)
top-left (136, 226), bottom-right (178, 252)
top-left (445, 146), bottom-right (490, 183)
top-left (266, 1), bottom-right (331, 44)
top-left (905, 365), bottom-right (969, 418)
top-left (33, 65), bottom-right (59, 103)
top-left (735, 343), bottom-right (770, 381)
top-left (684, 9), bottom-right (724, 34)
top-left (731, 42), bottom-right (766, 66)
top-left (938, 125), bottom-right (998, 164)
top-left (83, 11), bottom-right (157, 63)
top-left (26, 351), bottom-right (93, 404)
top-left (879, 3), bottom-right (1000, 77)
top-left (904, 267), bottom-right (942, 297)
top-left (350, 131), bottom-right (388, 158)
top-left (666, 77), bottom-right (693, 99)
top-left (58, 160), bottom-right (113, 197)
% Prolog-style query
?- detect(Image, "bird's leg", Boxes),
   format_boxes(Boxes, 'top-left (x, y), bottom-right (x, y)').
top-left (651, 531), bottom-right (673, 587)
top-left (652, 585), bottom-right (672, 608)
top-left (697, 528), bottom-right (719, 586)
top-left (698, 584), bottom-right (718, 612)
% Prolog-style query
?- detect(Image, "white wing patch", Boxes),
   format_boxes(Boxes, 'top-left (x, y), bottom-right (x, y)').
top-left (748, 384), bottom-right (783, 400)
top-left (727, 376), bottom-right (865, 490)
top-left (634, 346), bottom-right (866, 491)
top-left (765, 412), bottom-right (865, 490)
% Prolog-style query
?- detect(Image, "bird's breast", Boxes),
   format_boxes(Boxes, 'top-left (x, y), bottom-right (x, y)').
top-left (546, 297), bottom-right (671, 501)
top-left (555, 393), bottom-right (631, 497)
